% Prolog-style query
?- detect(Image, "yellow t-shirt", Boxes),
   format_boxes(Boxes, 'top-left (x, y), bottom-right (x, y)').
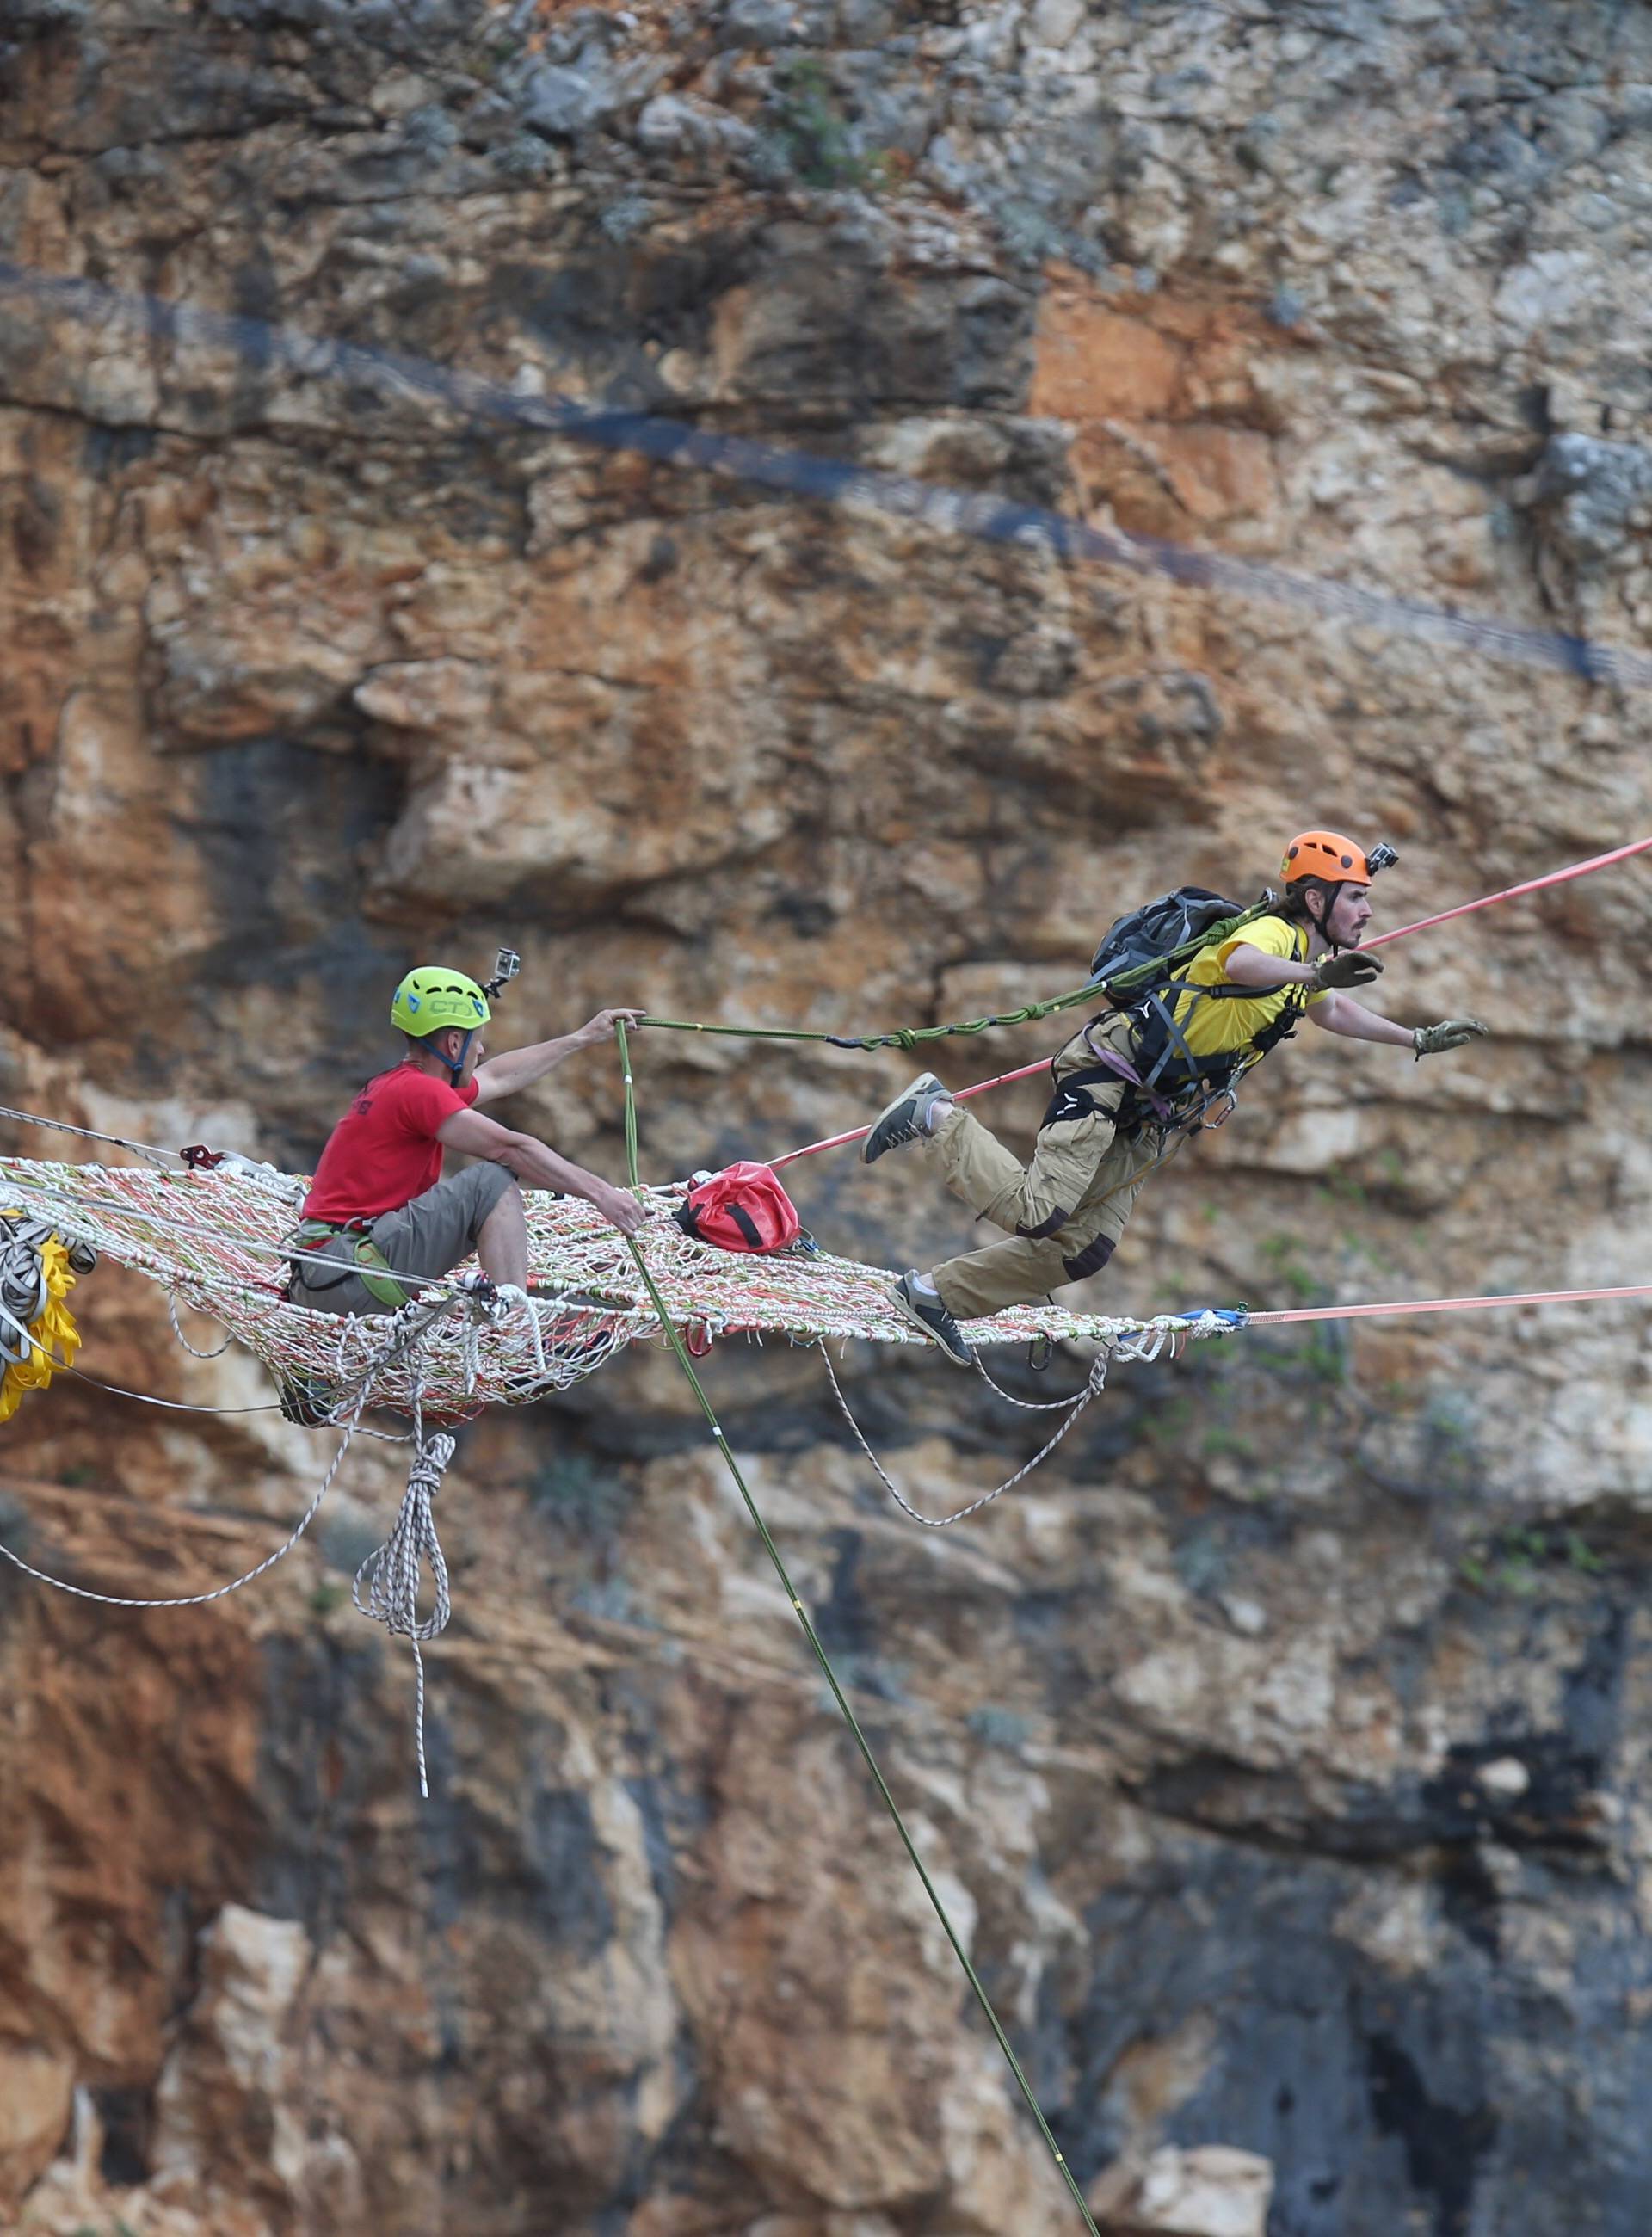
top-left (1168, 915), bottom-right (1325, 1058)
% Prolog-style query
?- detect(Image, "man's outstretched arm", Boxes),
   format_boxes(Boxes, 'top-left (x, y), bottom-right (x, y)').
top-left (1307, 994), bottom-right (1489, 1056)
top-left (472, 1008), bottom-right (643, 1105)
top-left (436, 1106), bottom-right (646, 1233)
top-left (1304, 991), bottom-right (1415, 1047)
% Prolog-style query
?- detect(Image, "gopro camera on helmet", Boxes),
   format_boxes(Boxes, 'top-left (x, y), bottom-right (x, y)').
top-left (485, 947), bottom-right (521, 1000)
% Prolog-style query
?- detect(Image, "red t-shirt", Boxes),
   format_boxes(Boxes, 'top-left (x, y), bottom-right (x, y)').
top-left (304, 1064), bottom-right (480, 1224)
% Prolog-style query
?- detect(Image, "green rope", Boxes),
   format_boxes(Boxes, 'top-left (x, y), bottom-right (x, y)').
top-left (616, 1016), bottom-right (641, 1192)
top-left (613, 1023), bottom-right (1102, 2235)
top-left (637, 901), bottom-right (1272, 1051)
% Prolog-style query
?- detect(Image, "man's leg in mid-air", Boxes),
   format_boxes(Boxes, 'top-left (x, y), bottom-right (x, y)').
top-left (929, 1123), bottom-right (1158, 1320)
top-left (861, 1033), bottom-right (1130, 1362)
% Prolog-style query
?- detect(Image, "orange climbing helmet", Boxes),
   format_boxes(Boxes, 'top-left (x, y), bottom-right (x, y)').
top-left (1280, 830), bottom-right (1374, 886)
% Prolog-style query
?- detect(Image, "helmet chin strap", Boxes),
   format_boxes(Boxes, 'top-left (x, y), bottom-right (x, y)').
top-left (422, 1029), bottom-right (474, 1085)
top-left (1303, 880), bottom-right (1345, 952)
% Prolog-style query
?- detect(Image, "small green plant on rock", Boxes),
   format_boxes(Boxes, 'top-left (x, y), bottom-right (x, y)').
top-left (771, 59), bottom-right (891, 191)
top-left (1258, 1231), bottom-right (1325, 1307)
top-left (1458, 1523), bottom-right (1606, 1599)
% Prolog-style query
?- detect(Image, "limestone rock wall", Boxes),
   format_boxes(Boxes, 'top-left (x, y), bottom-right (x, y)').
top-left (3, 3), bottom-right (1652, 2234)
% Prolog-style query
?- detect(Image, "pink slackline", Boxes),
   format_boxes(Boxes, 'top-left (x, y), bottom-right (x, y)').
top-left (769, 1059), bottom-right (1050, 1169)
top-left (1364, 833), bottom-right (1652, 951)
top-left (1248, 1283), bottom-right (1652, 1328)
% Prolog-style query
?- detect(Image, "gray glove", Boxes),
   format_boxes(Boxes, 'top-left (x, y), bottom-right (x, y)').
top-left (1413, 1018), bottom-right (1489, 1058)
top-left (1312, 949), bottom-right (1384, 990)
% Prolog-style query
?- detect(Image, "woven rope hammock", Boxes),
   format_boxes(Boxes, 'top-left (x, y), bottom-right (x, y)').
top-left (0, 1148), bottom-right (1242, 1796)
top-left (0, 1153), bottom-right (1226, 1418)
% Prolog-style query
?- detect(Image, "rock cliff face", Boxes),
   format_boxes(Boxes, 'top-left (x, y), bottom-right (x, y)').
top-left (4, 3), bottom-right (1652, 2234)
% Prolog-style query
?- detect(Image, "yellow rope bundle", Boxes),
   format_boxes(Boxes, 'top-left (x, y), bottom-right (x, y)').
top-left (0, 1231), bottom-right (83, 1421)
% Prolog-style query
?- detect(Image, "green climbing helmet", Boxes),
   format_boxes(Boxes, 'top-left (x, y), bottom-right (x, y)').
top-left (390, 965), bottom-right (491, 1038)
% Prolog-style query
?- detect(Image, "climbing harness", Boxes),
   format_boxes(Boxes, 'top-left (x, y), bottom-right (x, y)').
top-left (287, 1217), bottom-right (411, 1310)
top-left (1073, 885), bottom-right (1328, 1136)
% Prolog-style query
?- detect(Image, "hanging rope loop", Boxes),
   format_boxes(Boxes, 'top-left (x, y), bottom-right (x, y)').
top-left (353, 1423), bottom-right (457, 1800)
top-left (818, 1340), bottom-right (1110, 1527)
top-left (352, 1432), bottom-right (456, 1648)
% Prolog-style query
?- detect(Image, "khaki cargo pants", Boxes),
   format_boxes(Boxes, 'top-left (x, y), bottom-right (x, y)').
top-left (922, 1009), bottom-right (1162, 1321)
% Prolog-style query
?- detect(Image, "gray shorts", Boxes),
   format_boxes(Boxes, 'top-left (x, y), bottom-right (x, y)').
top-left (288, 1162), bottom-right (516, 1316)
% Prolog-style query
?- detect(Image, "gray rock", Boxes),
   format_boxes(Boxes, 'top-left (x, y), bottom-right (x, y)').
top-left (1026, 0), bottom-right (1086, 47)
top-left (836, 0), bottom-right (899, 44)
top-left (521, 59), bottom-right (621, 139)
top-left (4, 0), bottom-right (89, 30)
top-left (403, 104), bottom-right (460, 155)
top-left (490, 132), bottom-right (553, 181)
top-left (1532, 433), bottom-right (1652, 567)
top-left (718, 0), bottom-right (799, 49)
top-left (636, 91), bottom-right (757, 159)
top-left (597, 192), bottom-right (656, 242)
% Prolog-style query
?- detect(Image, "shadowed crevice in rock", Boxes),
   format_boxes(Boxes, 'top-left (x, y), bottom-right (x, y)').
top-left (1364, 2030), bottom-right (1497, 2237)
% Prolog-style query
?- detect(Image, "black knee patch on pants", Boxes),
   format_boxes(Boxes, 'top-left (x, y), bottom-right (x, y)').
top-left (1016, 1205), bottom-right (1071, 1240)
top-left (1062, 1232), bottom-right (1115, 1281)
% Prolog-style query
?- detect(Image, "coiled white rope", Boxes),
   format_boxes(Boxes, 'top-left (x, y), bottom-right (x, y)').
top-left (351, 1408), bottom-right (455, 1799)
top-left (0, 1294), bottom-right (459, 1609)
top-left (0, 1273), bottom-right (499, 1795)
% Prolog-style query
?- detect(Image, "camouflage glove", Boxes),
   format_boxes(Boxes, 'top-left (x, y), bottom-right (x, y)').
top-left (1413, 1018), bottom-right (1489, 1058)
top-left (1312, 949), bottom-right (1384, 990)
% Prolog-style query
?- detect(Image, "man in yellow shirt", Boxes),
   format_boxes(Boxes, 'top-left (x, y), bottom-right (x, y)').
top-left (860, 831), bottom-right (1488, 1365)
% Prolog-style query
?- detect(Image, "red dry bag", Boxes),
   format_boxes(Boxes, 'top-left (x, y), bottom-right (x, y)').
top-left (673, 1162), bottom-right (801, 1254)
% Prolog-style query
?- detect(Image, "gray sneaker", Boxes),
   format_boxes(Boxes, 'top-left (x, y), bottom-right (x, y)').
top-left (861, 1072), bottom-right (950, 1164)
top-left (890, 1272), bottom-right (974, 1368)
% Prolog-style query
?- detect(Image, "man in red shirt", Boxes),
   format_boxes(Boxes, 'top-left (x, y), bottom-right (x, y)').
top-left (288, 964), bottom-right (646, 1316)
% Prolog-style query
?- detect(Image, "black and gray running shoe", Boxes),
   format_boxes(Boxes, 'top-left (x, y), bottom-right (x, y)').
top-left (890, 1271), bottom-right (975, 1368)
top-left (861, 1072), bottom-right (950, 1164)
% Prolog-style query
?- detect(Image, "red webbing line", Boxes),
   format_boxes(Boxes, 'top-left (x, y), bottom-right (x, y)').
top-left (769, 1057), bottom-right (1051, 1168)
top-left (1364, 834), bottom-right (1652, 950)
top-left (1248, 1282), bottom-right (1652, 1327)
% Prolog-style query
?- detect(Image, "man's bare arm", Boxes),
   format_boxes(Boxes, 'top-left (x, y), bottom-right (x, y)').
top-left (472, 1008), bottom-right (643, 1106)
top-left (1304, 992), bottom-right (1415, 1048)
top-left (436, 1106), bottom-right (645, 1233)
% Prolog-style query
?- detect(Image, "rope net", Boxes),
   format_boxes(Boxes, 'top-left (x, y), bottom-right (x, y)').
top-left (0, 1153), bottom-right (1223, 1417)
